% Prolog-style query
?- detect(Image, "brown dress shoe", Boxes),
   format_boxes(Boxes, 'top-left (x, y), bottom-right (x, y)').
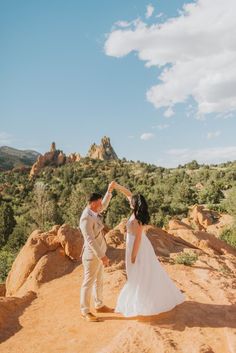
top-left (81, 312), bottom-right (100, 322)
top-left (95, 305), bottom-right (114, 313)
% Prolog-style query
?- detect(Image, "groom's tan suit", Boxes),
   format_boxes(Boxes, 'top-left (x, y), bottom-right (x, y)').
top-left (79, 192), bottom-right (112, 315)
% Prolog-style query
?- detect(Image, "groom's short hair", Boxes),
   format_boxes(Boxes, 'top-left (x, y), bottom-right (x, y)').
top-left (87, 192), bottom-right (103, 203)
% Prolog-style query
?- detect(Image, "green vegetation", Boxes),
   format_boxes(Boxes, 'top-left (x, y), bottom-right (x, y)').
top-left (0, 157), bottom-right (236, 281)
top-left (220, 227), bottom-right (236, 248)
top-left (219, 186), bottom-right (236, 248)
top-left (0, 248), bottom-right (16, 283)
top-left (173, 252), bottom-right (198, 266)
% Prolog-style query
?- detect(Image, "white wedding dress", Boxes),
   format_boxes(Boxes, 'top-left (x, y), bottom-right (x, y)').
top-left (115, 215), bottom-right (185, 317)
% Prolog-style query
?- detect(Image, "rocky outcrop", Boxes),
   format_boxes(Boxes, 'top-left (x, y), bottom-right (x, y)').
top-left (66, 152), bottom-right (82, 163)
top-left (188, 205), bottom-right (219, 230)
top-left (145, 225), bottom-right (198, 256)
top-left (87, 136), bottom-right (118, 161)
top-left (29, 137), bottom-right (118, 177)
top-left (168, 219), bottom-right (236, 256)
top-left (50, 142), bottom-right (56, 153)
top-left (1, 218), bottom-right (236, 352)
top-left (206, 214), bottom-right (234, 237)
top-left (5, 224), bottom-right (83, 297)
top-left (0, 291), bottom-right (36, 333)
top-left (105, 220), bottom-right (198, 266)
top-left (183, 205), bottom-right (234, 237)
top-left (29, 142), bottom-right (67, 178)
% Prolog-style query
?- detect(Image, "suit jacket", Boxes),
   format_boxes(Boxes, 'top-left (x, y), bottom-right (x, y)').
top-left (79, 191), bottom-right (112, 259)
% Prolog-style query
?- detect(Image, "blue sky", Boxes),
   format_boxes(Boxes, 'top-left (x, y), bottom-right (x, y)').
top-left (1, 0), bottom-right (236, 167)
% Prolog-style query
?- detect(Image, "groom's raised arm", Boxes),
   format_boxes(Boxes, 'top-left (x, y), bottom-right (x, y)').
top-left (101, 181), bottom-right (115, 212)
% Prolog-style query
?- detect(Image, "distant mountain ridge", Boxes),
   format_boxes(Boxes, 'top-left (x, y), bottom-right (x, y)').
top-left (0, 146), bottom-right (41, 171)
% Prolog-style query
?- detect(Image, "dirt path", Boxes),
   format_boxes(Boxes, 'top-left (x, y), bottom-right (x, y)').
top-left (1, 258), bottom-right (236, 353)
top-left (0, 265), bottom-right (128, 353)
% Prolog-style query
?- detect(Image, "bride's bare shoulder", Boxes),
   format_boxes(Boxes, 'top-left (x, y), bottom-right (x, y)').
top-left (129, 217), bottom-right (142, 230)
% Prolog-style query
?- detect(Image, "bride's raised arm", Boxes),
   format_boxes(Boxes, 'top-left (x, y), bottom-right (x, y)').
top-left (114, 182), bottom-right (132, 200)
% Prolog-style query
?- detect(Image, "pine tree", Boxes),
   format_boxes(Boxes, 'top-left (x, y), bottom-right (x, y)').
top-left (0, 203), bottom-right (16, 246)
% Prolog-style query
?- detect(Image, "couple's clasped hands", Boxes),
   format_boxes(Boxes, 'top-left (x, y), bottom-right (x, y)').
top-left (108, 181), bottom-right (132, 197)
top-left (108, 181), bottom-right (119, 193)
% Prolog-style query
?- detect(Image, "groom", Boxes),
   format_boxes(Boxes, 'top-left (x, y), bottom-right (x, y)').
top-left (79, 181), bottom-right (115, 322)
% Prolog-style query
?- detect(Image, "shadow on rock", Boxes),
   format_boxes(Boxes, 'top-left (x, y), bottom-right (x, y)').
top-left (0, 291), bottom-right (37, 343)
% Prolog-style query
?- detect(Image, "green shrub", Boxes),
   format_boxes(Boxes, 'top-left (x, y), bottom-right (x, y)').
top-left (6, 218), bottom-right (29, 251)
top-left (0, 203), bottom-right (16, 246)
top-left (173, 252), bottom-right (198, 266)
top-left (220, 227), bottom-right (236, 248)
top-left (0, 248), bottom-right (17, 283)
top-left (222, 186), bottom-right (236, 217)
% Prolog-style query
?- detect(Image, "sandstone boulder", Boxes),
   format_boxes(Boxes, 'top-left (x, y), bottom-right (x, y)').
top-left (6, 224), bottom-right (83, 297)
top-left (168, 219), bottom-right (236, 256)
top-left (105, 220), bottom-right (197, 259)
top-left (0, 291), bottom-right (36, 334)
top-left (188, 205), bottom-right (218, 230)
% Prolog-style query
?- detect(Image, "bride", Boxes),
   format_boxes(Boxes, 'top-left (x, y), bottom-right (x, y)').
top-left (113, 182), bottom-right (185, 317)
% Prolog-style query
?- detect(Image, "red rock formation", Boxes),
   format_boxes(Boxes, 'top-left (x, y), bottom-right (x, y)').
top-left (105, 220), bottom-right (197, 258)
top-left (88, 136), bottom-right (118, 160)
top-left (5, 224), bottom-right (83, 297)
top-left (188, 205), bottom-right (217, 230)
top-left (1, 219), bottom-right (236, 352)
top-left (29, 142), bottom-right (67, 178)
top-left (29, 137), bottom-right (118, 177)
top-left (66, 152), bottom-right (82, 163)
top-left (168, 219), bottom-right (236, 256)
top-left (0, 291), bottom-right (36, 332)
top-left (184, 205), bottom-right (234, 236)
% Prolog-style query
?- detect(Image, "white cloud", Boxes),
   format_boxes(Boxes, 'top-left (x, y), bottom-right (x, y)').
top-left (164, 146), bottom-right (236, 167)
top-left (216, 112), bottom-right (235, 120)
top-left (156, 12), bottom-right (163, 19)
top-left (207, 130), bottom-right (221, 139)
top-left (145, 4), bottom-right (154, 19)
top-left (140, 132), bottom-right (155, 140)
top-left (115, 21), bottom-right (132, 28)
top-left (0, 132), bottom-right (13, 145)
top-left (105, 0), bottom-right (236, 117)
top-left (164, 107), bottom-right (174, 118)
top-left (152, 124), bottom-right (170, 130)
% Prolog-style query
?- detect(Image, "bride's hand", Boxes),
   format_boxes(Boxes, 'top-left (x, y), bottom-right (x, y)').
top-left (131, 255), bottom-right (136, 264)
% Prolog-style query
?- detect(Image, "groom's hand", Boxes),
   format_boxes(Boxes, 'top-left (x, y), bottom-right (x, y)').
top-left (101, 255), bottom-right (110, 267)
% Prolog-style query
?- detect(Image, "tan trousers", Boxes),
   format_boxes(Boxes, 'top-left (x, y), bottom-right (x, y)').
top-left (80, 255), bottom-right (104, 315)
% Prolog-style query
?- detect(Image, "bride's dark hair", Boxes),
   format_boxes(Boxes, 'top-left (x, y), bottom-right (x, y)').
top-left (131, 194), bottom-right (150, 225)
